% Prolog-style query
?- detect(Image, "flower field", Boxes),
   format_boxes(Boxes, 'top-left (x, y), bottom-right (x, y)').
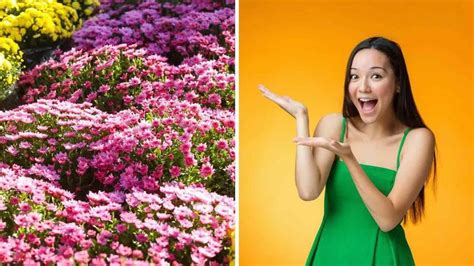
top-left (0, 0), bottom-right (235, 264)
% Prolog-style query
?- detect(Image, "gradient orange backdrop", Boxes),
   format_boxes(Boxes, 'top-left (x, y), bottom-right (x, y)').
top-left (239, 0), bottom-right (473, 265)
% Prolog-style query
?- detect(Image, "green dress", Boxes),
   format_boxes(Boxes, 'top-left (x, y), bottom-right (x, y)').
top-left (306, 116), bottom-right (415, 266)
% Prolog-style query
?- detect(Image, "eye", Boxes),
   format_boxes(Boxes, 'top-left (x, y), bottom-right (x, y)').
top-left (349, 74), bottom-right (358, 80)
top-left (371, 73), bottom-right (382, 80)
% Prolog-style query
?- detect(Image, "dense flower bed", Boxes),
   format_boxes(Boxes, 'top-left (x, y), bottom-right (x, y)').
top-left (0, 37), bottom-right (23, 99)
top-left (0, 0), bottom-right (79, 49)
top-left (1, 0), bottom-right (235, 263)
top-left (19, 44), bottom-right (235, 112)
top-left (0, 164), bottom-right (234, 265)
top-left (0, 99), bottom-right (235, 197)
top-left (73, 0), bottom-right (235, 64)
top-left (58, 0), bottom-right (100, 21)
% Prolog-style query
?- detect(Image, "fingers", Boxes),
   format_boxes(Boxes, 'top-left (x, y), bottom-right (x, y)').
top-left (293, 137), bottom-right (326, 147)
top-left (258, 84), bottom-right (296, 103)
top-left (258, 84), bottom-right (273, 95)
top-left (258, 84), bottom-right (278, 101)
top-left (258, 84), bottom-right (283, 99)
top-left (293, 137), bottom-right (341, 151)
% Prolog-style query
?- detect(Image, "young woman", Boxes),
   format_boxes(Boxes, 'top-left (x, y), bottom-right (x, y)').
top-left (258, 36), bottom-right (437, 265)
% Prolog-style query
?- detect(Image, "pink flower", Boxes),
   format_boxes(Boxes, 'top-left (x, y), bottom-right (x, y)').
top-left (129, 77), bottom-right (141, 86)
top-left (191, 228), bottom-right (212, 244)
top-left (74, 251), bottom-right (90, 263)
top-left (6, 146), bottom-right (18, 156)
top-left (184, 154), bottom-right (197, 167)
top-left (44, 236), bottom-right (55, 246)
top-left (177, 217), bottom-right (193, 228)
top-left (117, 244), bottom-right (132, 256)
top-left (200, 162), bottom-right (214, 178)
top-left (208, 93), bottom-right (221, 106)
top-left (191, 248), bottom-right (207, 264)
top-left (132, 250), bottom-right (143, 259)
top-left (98, 85), bottom-right (110, 93)
top-left (76, 157), bottom-right (90, 175)
top-left (224, 119), bottom-right (235, 128)
top-left (198, 246), bottom-right (217, 258)
top-left (123, 95), bottom-right (134, 104)
top-left (80, 239), bottom-right (93, 249)
top-left (197, 143), bottom-right (207, 152)
top-left (116, 224), bottom-right (127, 233)
top-left (0, 219), bottom-right (6, 231)
top-left (86, 92), bottom-right (98, 101)
top-left (216, 139), bottom-right (228, 150)
top-left (54, 152), bottom-right (68, 165)
top-left (97, 230), bottom-right (112, 245)
top-left (215, 202), bottom-right (234, 218)
top-left (170, 165), bottom-right (181, 177)
top-left (136, 233), bottom-right (148, 243)
top-left (19, 202), bottom-right (32, 213)
top-left (120, 212), bottom-right (138, 224)
top-left (179, 142), bottom-right (192, 153)
top-left (10, 197), bottom-right (19, 205)
top-left (84, 81), bottom-right (92, 89)
top-left (19, 142), bottom-right (32, 149)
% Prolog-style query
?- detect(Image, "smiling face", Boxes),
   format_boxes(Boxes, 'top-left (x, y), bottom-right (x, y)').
top-left (348, 48), bottom-right (398, 124)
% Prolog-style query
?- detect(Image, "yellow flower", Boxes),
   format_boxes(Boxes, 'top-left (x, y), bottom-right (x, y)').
top-left (0, 37), bottom-right (22, 94)
top-left (0, 53), bottom-right (5, 67)
top-left (6, 74), bottom-right (13, 84)
top-left (0, 0), bottom-right (82, 49)
top-left (228, 229), bottom-right (236, 265)
top-left (0, 0), bottom-right (17, 10)
top-left (72, 1), bottom-right (80, 10)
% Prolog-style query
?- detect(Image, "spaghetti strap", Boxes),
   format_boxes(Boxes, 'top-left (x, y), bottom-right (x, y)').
top-left (340, 116), bottom-right (346, 143)
top-left (396, 127), bottom-right (413, 169)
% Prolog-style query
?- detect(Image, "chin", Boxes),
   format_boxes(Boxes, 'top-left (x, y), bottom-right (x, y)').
top-left (357, 108), bottom-right (380, 124)
top-left (359, 116), bottom-right (377, 124)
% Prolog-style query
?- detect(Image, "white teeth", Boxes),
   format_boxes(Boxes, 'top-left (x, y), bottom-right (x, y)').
top-left (359, 98), bottom-right (376, 102)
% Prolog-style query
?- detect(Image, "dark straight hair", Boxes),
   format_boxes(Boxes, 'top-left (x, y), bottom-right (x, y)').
top-left (342, 36), bottom-right (437, 225)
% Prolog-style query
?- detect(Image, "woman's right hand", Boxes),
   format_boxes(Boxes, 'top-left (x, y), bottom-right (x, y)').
top-left (258, 84), bottom-right (308, 118)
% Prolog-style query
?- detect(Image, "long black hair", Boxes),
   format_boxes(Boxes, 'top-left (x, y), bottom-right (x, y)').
top-left (342, 36), bottom-right (437, 225)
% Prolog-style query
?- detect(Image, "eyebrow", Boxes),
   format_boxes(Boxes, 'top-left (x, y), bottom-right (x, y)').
top-left (350, 67), bottom-right (386, 72)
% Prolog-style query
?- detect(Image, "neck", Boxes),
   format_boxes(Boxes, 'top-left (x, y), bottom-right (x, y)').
top-left (356, 108), bottom-right (401, 140)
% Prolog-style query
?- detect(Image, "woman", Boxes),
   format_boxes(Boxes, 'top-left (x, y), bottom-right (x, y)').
top-left (258, 36), bottom-right (437, 265)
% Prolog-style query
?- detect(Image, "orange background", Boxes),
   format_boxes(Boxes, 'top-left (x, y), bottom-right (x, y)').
top-left (239, 0), bottom-right (473, 265)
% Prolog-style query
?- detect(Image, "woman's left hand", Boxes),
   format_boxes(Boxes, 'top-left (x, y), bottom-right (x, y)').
top-left (293, 137), bottom-right (354, 161)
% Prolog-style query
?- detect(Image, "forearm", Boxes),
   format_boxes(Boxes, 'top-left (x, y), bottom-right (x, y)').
top-left (294, 112), bottom-right (321, 200)
top-left (343, 154), bottom-right (400, 231)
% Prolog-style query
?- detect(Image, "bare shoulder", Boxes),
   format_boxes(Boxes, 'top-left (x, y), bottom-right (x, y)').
top-left (313, 113), bottom-right (343, 139)
top-left (406, 127), bottom-right (435, 146)
top-left (403, 127), bottom-right (436, 154)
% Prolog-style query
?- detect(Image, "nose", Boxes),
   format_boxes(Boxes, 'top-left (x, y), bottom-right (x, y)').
top-left (358, 77), bottom-right (371, 93)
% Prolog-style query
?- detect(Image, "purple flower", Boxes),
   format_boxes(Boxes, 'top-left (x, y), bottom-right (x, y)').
top-left (54, 152), bottom-right (68, 165)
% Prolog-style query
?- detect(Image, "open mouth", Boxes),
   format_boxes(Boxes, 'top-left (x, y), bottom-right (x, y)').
top-left (358, 98), bottom-right (378, 113)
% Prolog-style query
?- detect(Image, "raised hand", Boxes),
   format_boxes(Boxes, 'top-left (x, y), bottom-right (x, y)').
top-left (293, 136), bottom-right (354, 160)
top-left (258, 84), bottom-right (308, 118)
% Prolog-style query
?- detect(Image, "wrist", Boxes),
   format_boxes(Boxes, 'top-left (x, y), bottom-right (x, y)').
top-left (295, 109), bottom-right (308, 119)
top-left (341, 152), bottom-right (356, 163)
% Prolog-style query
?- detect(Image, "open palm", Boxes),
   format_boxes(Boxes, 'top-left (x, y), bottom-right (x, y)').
top-left (258, 84), bottom-right (307, 118)
top-left (293, 136), bottom-right (353, 160)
